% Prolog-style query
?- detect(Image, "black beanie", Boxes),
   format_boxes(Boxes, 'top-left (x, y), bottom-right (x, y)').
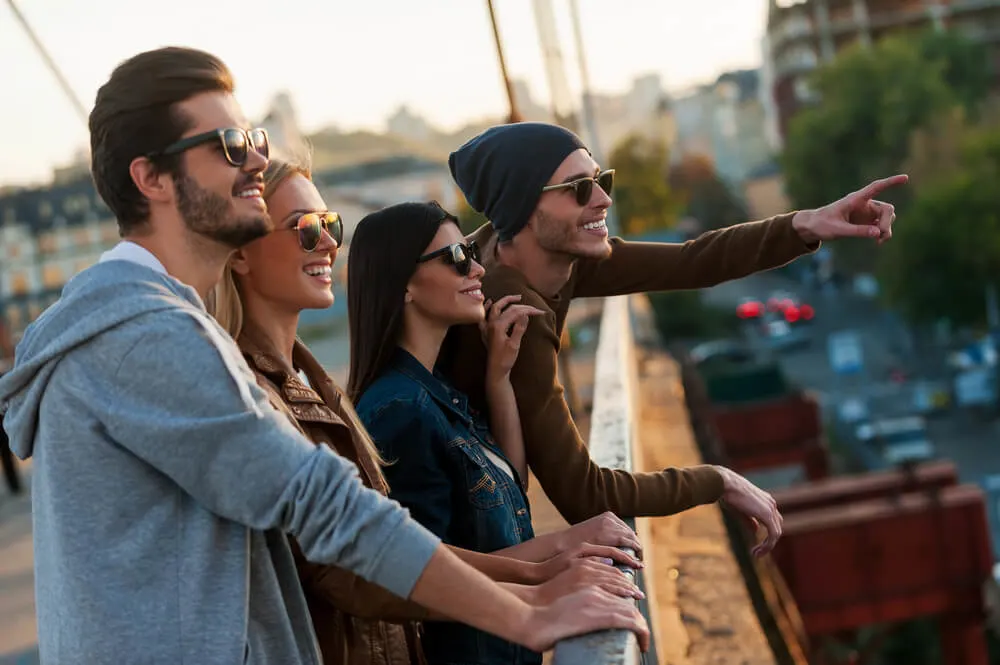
top-left (448, 122), bottom-right (589, 242)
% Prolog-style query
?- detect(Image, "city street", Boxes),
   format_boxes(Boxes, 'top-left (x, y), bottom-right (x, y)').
top-left (701, 270), bottom-right (1000, 503)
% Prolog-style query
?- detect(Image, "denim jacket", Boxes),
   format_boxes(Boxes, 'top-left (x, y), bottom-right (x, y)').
top-left (357, 349), bottom-right (540, 665)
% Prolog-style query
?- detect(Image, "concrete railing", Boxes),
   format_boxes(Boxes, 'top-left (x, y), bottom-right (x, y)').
top-left (552, 296), bottom-right (658, 665)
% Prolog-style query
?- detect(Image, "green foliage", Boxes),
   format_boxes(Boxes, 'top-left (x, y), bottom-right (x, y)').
top-left (780, 29), bottom-right (992, 275)
top-left (878, 120), bottom-right (1000, 326)
top-left (646, 290), bottom-right (739, 342)
top-left (608, 134), bottom-right (679, 236)
top-left (669, 154), bottom-right (749, 230)
top-left (454, 195), bottom-right (489, 236)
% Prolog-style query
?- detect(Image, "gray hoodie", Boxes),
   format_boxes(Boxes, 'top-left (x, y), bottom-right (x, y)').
top-left (0, 253), bottom-right (440, 665)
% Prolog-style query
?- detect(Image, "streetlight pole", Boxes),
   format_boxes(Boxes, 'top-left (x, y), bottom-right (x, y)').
top-left (486, 0), bottom-right (523, 124)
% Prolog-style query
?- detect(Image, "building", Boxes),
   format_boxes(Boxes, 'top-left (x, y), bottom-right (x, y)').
top-left (671, 69), bottom-right (775, 186)
top-left (764, 0), bottom-right (1000, 145)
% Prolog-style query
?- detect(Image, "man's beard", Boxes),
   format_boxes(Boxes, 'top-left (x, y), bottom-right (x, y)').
top-left (534, 208), bottom-right (611, 260)
top-left (174, 174), bottom-right (271, 249)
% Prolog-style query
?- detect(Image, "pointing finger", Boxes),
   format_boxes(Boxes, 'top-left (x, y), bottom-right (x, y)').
top-left (854, 174), bottom-right (908, 202)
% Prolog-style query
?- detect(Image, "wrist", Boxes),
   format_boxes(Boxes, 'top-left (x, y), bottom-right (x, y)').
top-left (485, 369), bottom-right (511, 391)
top-left (713, 465), bottom-right (735, 495)
top-left (525, 560), bottom-right (546, 585)
top-left (791, 210), bottom-right (820, 245)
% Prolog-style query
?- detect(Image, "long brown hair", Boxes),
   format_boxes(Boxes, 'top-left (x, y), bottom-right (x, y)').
top-left (207, 157), bottom-right (388, 485)
top-left (346, 201), bottom-right (459, 402)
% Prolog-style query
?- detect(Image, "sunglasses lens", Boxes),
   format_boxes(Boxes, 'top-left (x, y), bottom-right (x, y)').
top-left (468, 242), bottom-right (481, 265)
top-left (297, 214), bottom-right (323, 251)
top-left (326, 213), bottom-right (344, 246)
top-left (575, 179), bottom-right (594, 206)
top-left (249, 129), bottom-right (270, 160)
top-left (222, 129), bottom-right (249, 166)
top-left (598, 171), bottom-right (614, 197)
top-left (450, 245), bottom-right (470, 276)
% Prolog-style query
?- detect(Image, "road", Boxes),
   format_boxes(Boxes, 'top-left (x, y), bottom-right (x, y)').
top-left (702, 272), bottom-right (1000, 549)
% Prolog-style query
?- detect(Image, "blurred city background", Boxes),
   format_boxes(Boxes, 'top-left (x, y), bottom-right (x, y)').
top-left (4, 0), bottom-right (1000, 663)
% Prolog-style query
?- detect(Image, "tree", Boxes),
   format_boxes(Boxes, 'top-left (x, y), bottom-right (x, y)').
top-left (781, 29), bottom-right (991, 272)
top-left (608, 134), bottom-right (679, 237)
top-left (669, 154), bottom-right (749, 230)
top-left (878, 120), bottom-right (1000, 326)
top-left (453, 194), bottom-right (488, 236)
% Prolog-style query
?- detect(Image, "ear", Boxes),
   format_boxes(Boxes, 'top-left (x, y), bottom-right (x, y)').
top-left (129, 156), bottom-right (174, 205)
top-left (229, 248), bottom-right (251, 276)
top-left (404, 289), bottom-right (414, 304)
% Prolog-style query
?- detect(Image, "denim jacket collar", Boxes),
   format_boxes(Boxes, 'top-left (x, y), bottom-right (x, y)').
top-left (390, 348), bottom-right (475, 427)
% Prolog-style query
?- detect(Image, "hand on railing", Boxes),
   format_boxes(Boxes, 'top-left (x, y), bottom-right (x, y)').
top-left (537, 541), bottom-right (643, 581)
top-left (522, 586), bottom-right (651, 654)
top-left (561, 511), bottom-right (644, 556)
top-left (531, 557), bottom-right (645, 606)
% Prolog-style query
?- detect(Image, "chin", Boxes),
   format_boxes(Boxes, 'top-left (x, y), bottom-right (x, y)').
top-left (573, 239), bottom-right (612, 260)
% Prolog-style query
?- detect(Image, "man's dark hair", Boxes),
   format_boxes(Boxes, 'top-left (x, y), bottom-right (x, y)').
top-left (88, 47), bottom-right (235, 236)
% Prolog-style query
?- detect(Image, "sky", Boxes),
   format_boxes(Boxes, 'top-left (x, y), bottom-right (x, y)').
top-left (0, 0), bottom-right (767, 187)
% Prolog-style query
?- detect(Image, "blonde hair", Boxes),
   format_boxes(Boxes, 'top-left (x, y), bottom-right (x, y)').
top-left (207, 155), bottom-right (389, 489)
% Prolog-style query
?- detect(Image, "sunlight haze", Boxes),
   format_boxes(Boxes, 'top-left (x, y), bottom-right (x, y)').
top-left (0, 0), bottom-right (766, 186)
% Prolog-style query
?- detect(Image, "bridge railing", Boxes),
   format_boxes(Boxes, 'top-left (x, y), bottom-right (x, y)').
top-left (552, 295), bottom-right (658, 665)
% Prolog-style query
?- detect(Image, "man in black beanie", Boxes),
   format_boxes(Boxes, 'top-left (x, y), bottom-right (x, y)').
top-left (442, 121), bottom-right (907, 557)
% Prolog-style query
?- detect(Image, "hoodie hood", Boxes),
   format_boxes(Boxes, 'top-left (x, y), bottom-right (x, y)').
top-left (0, 260), bottom-right (205, 459)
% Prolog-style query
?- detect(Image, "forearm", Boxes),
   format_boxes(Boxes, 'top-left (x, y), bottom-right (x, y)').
top-left (485, 374), bottom-right (528, 487)
top-left (573, 213), bottom-right (813, 297)
top-left (409, 545), bottom-right (533, 643)
top-left (449, 545), bottom-right (543, 584)
top-left (493, 530), bottom-right (566, 564)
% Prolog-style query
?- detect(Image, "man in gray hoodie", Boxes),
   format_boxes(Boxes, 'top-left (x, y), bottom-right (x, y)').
top-left (0, 47), bottom-right (647, 665)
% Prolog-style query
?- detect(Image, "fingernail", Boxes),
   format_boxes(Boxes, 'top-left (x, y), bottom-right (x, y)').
top-left (635, 589), bottom-right (646, 600)
top-left (600, 557), bottom-right (614, 566)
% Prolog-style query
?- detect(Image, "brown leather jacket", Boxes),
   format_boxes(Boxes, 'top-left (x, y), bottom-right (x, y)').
top-left (239, 324), bottom-right (429, 665)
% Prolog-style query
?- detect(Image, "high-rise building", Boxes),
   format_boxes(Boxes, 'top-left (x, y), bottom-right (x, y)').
top-left (763, 0), bottom-right (1000, 146)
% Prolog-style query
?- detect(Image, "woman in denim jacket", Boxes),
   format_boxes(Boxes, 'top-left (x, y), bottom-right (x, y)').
top-left (350, 202), bottom-right (641, 665)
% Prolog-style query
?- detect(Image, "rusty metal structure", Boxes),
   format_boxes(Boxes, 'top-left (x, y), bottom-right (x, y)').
top-left (675, 346), bottom-right (995, 665)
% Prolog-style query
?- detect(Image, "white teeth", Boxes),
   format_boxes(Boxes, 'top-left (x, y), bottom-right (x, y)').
top-left (237, 189), bottom-right (262, 199)
top-left (304, 266), bottom-right (332, 276)
top-left (583, 221), bottom-right (607, 231)
top-left (465, 289), bottom-right (482, 296)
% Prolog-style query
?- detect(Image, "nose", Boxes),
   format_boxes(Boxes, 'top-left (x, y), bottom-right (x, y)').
top-left (243, 147), bottom-right (268, 175)
top-left (469, 259), bottom-right (485, 280)
top-left (590, 181), bottom-right (612, 209)
top-left (315, 226), bottom-right (340, 255)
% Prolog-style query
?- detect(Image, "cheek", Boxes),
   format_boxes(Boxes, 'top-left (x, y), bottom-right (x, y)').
top-left (244, 238), bottom-right (303, 290)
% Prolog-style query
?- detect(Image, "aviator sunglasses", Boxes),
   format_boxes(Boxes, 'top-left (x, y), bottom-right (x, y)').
top-left (540, 169), bottom-right (615, 206)
top-left (291, 212), bottom-right (344, 252)
top-left (148, 127), bottom-right (270, 167)
top-left (417, 241), bottom-right (481, 276)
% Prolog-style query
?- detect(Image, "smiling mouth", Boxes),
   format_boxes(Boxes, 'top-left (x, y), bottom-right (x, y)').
top-left (236, 186), bottom-right (264, 200)
top-left (461, 287), bottom-right (483, 299)
top-left (582, 219), bottom-right (607, 232)
top-left (304, 265), bottom-right (332, 279)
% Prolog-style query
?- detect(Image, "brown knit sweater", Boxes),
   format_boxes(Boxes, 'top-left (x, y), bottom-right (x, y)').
top-left (441, 213), bottom-right (816, 524)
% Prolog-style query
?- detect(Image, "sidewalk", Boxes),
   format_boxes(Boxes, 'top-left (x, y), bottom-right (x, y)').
top-left (0, 469), bottom-right (37, 665)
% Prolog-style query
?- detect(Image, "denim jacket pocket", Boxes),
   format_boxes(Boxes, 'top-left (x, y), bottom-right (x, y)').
top-left (451, 438), bottom-right (506, 510)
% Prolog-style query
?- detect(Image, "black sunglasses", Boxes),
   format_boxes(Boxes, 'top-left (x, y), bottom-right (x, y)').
top-left (541, 169), bottom-right (615, 206)
top-left (290, 212), bottom-right (344, 252)
top-left (417, 241), bottom-right (481, 276)
top-left (148, 127), bottom-right (269, 167)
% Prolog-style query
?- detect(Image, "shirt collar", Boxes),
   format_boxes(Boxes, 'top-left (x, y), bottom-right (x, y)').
top-left (99, 241), bottom-right (168, 275)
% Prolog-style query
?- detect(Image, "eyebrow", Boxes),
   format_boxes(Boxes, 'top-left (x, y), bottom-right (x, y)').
top-left (560, 167), bottom-right (601, 184)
